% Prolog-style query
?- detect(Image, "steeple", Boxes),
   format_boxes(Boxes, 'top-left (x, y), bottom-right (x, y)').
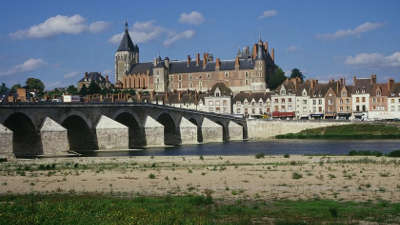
top-left (256, 38), bottom-right (265, 60)
top-left (117, 22), bottom-right (136, 52)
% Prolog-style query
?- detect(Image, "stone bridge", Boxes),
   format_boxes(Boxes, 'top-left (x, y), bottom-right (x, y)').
top-left (0, 103), bottom-right (247, 158)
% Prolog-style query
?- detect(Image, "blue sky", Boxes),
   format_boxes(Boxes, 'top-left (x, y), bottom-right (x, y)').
top-left (0, 0), bottom-right (399, 89)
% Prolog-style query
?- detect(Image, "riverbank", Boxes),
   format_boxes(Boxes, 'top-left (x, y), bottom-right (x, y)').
top-left (1, 155), bottom-right (400, 202)
top-left (1, 194), bottom-right (400, 225)
top-left (276, 123), bottom-right (400, 139)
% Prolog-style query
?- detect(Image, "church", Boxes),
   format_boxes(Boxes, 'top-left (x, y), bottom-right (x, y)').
top-left (115, 22), bottom-right (276, 93)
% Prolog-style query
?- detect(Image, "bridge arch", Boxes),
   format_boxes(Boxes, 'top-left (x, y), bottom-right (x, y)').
top-left (113, 110), bottom-right (144, 148)
top-left (157, 112), bottom-right (180, 145)
top-left (61, 114), bottom-right (98, 152)
top-left (188, 117), bottom-right (202, 142)
top-left (212, 119), bottom-right (229, 142)
top-left (4, 112), bottom-right (43, 157)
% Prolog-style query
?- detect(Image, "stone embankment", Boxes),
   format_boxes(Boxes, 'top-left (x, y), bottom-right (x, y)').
top-left (246, 120), bottom-right (351, 140)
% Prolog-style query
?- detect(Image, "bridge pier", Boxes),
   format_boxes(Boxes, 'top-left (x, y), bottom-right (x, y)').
top-left (201, 118), bottom-right (223, 143)
top-left (96, 115), bottom-right (129, 150)
top-left (40, 117), bottom-right (69, 155)
top-left (179, 117), bottom-right (198, 145)
top-left (228, 121), bottom-right (243, 141)
top-left (143, 116), bottom-right (164, 147)
top-left (0, 124), bottom-right (13, 159)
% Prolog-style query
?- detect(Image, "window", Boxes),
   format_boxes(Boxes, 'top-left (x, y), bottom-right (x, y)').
top-left (178, 74), bottom-right (182, 81)
top-left (346, 99), bottom-right (350, 104)
top-left (377, 90), bottom-right (381, 96)
top-left (216, 101), bottom-right (220, 106)
top-left (237, 108), bottom-right (241, 113)
top-left (189, 74), bottom-right (192, 80)
top-left (178, 81), bottom-right (182, 89)
top-left (319, 107), bottom-right (322, 112)
top-left (313, 100), bottom-right (316, 105)
top-left (281, 90), bottom-right (286, 95)
top-left (288, 98), bottom-right (292, 103)
top-left (245, 72), bottom-right (249, 78)
top-left (225, 72), bottom-right (229, 78)
top-left (223, 100), bottom-right (227, 106)
top-left (207, 73), bottom-right (210, 78)
top-left (356, 97), bottom-right (360, 103)
top-left (362, 97), bottom-right (366, 103)
top-left (274, 99), bottom-right (278, 103)
top-left (282, 98), bottom-right (285, 103)
top-left (328, 99), bottom-right (333, 105)
top-left (356, 105), bottom-right (360, 112)
top-left (340, 99), bottom-right (343, 104)
top-left (342, 91), bottom-right (346, 96)
top-left (303, 100), bottom-right (307, 104)
top-left (318, 99), bottom-right (322, 104)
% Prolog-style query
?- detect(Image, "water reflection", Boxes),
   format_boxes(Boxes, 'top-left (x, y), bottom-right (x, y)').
top-left (83, 139), bottom-right (400, 157)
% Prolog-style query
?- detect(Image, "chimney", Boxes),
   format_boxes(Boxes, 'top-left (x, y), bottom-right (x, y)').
top-left (164, 57), bottom-right (169, 68)
top-left (85, 72), bottom-right (88, 78)
top-left (203, 53), bottom-right (208, 68)
top-left (353, 76), bottom-right (357, 85)
top-left (371, 74), bottom-right (377, 84)
top-left (336, 81), bottom-right (340, 93)
top-left (235, 56), bottom-right (240, 70)
top-left (187, 55), bottom-right (191, 67)
top-left (271, 48), bottom-right (275, 62)
top-left (264, 41), bottom-right (269, 53)
top-left (340, 78), bottom-right (345, 86)
top-left (388, 78), bottom-right (395, 91)
top-left (215, 58), bottom-right (221, 71)
top-left (196, 53), bottom-right (200, 66)
top-left (252, 44), bottom-right (257, 59)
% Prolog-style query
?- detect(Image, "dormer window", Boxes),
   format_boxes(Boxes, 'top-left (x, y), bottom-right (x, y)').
top-left (342, 91), bottom-right (347, 96)
top-left (377, 90), bottom-right (381, 96)
top-left (362, 89), bottom-right (365, 94)
top-left (356, 90), bottom-right (359, 94)
top-left (281, 89), bottom-right (286, 95)
top-left (302, 90), bottom-right (307, 96)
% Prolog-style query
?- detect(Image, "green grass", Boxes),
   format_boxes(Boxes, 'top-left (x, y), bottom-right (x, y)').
top-left (276, 124), bottom-right (400, 139)
top-left (348, 150), bottom-right (383, 157)
top-left (0, 194), bottom-right (400, 225)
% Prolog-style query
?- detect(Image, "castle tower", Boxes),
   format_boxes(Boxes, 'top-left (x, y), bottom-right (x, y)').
top-left (115, 22), bottom-right (139, 83)
top-left (252, 38), bottom-right (267, 91)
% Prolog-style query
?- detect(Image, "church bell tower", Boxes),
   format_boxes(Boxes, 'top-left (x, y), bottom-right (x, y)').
top-left (114, 22), bottom-right (139, 83)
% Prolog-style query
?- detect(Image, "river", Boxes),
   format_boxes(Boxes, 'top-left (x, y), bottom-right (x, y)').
top-left (83, 139), bottom-right (400, 157)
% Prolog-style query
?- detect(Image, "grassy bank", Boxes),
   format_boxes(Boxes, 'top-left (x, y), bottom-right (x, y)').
top-left (1, 194), bottom-right (400, 225)
top-left (276, 124), bottom-right (400, 139)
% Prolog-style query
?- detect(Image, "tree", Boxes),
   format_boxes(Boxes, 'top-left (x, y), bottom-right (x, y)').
top-left (79, 85), bottom-right (88, 96)
top-left (0, 83), bottom-right (9, 94)
top-left (11, 84), bottom-right (22, 91)
top-left (87, 81), bottom-right (101, 95)
top-left (25, 77), bottom-right (45, 94)
top-left (66, 85), bottom-right (78, 95)
top-left (268, 66), bottom-right (287, 90)
top-left (290, 68), bottom-right (305, 82)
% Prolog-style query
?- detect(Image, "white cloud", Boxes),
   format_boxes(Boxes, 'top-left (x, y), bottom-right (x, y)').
top-left (163, 30), bottom-right (195, 47)
top-left (287, 45), bottom-right (300, 52)
top-left (10, 15), bottom-right (109, 39)
top-left (258, 10), bottom-right (278, 19)
top-left (109, 20), bottom-right (165, 44)
top-left (109, 20), bottom-right (195, 47)
top-left (345, 51), bottom-right (400, 67)
top-left (316, 22), bottom-right (383, 40)
top-left (0, 58), bottom-right (46, 77)
top-left (88, 21), bottom-right (110, 33)
top-left (46, 81), bottom-right (63, 89)
top-left (179, 11), bottom-right (205, 25)
top-left (63, 71), bottom-right (81, 79)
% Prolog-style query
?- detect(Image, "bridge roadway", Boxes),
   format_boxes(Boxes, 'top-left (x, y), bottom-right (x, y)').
top-left (0, 102), bottom-right (246, 158)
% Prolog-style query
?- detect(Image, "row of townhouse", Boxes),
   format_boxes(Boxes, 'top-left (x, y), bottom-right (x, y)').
top-left (231, 75), bottom-right (400, 120)
top-left (122, 76), bottom-right (400, 120)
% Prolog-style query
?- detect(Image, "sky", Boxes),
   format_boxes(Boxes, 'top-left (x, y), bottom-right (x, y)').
top-left (0, 0), bottom-right (399, 89)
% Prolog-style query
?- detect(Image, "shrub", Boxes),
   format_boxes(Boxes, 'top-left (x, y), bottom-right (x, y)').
top-left (255, 153), bottom-right (265, 159)
top-left (387, 150), bottom-right (400, 157)
top-left (292, 172), bottom-right (303, 179)
top-left (348, 150), bottom-right (383, 157)
top-left (199, 155), bottom-right (204, 160)
top-left (148, 173), bottom-right (156, 179)
top-left (284, 154), bottom-right (290, 158)
top-left (329, 207), bottom-right (338, 218)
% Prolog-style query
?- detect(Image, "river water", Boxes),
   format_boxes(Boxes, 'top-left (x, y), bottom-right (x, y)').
top-left (84, 139), bottom-right (400, 157)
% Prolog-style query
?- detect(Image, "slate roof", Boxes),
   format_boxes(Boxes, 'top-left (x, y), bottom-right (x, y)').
top-left (209, 82), bottom-right (232, 96)
top-left (79, 72), bottom-right (106, 83)
top-left (117, 28), bottom-right (138, 52)
top-left (233, 92), bottom-right (271, 102)
top-left (127, 58), bottom-right (256, 75)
